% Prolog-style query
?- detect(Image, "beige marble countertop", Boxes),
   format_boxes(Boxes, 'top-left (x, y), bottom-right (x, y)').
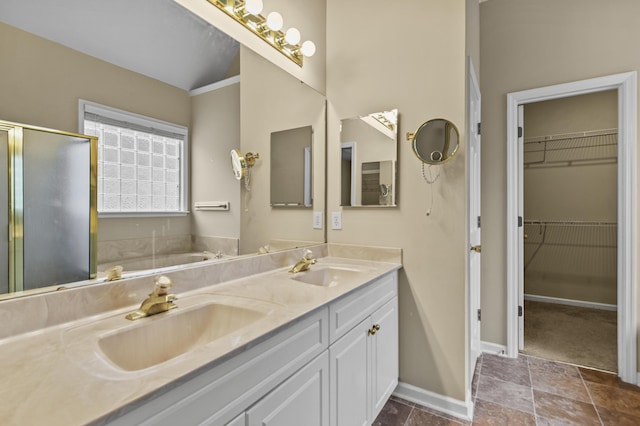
top-left (0, 249), bottom-right (401, 426)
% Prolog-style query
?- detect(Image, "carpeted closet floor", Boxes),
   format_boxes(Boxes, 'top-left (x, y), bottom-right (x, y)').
top-left (521, 300), bottom-right (617, 372)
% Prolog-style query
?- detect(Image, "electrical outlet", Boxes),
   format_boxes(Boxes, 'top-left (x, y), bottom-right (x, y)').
top-left (313, 211), bottom-right (323, 229)
top-left (331, 211), bottom-right (342, 230)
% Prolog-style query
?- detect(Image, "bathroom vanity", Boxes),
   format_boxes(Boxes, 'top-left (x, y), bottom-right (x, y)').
top-left (0, 244), bottom-right (401, 426)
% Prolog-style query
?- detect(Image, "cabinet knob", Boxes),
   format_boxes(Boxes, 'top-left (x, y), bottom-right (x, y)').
top-left (368, 324), bottom-right (381, 336)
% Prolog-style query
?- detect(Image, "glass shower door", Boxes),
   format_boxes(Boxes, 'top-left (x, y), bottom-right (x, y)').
top-left (22, 129), bottom-right (93, 290)
top-left (0, 120), bottom-right (97, 295)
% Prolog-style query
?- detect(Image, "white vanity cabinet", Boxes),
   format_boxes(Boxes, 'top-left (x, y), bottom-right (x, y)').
top-left (245, 351), bottom-right (329, 426)
top-left (328, 272), bottom-right (398, 426)
top-left (108, 309), bottom-right (329, 426)
top-left (370, 297), bottom-right (399, 417)
top-left (107, 270), bottom-right (398, 426)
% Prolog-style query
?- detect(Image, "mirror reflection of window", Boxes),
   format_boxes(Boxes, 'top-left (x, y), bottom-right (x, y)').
top-left (340, 109), bottom-right (398, 207)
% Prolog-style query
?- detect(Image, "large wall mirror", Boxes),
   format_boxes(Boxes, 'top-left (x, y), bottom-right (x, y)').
top-left (0, 0), bottom-right (326, 299)
top-left (271, 126), bottom-right (313, 208)
top-left (340, 109), bottom-right (398, 207)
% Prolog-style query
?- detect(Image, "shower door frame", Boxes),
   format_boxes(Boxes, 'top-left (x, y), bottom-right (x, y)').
top-left (506, 72), bottom-right (638, 384)
top-left (1, 120), bottom-right (98, 293)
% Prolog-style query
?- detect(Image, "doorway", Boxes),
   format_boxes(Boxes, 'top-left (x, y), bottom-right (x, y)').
top-left (506, 72), bottom-right (637, 383)
top-left (340, 142), bottom-right (356, 206)
top-left (520, 91), bottom-right (618, 372)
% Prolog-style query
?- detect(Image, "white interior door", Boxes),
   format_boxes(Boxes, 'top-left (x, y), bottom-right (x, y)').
top-left (468, 59), bottom-right (482, 382)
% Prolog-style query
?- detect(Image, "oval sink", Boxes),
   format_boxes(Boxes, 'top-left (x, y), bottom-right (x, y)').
top-left (97, 301), bottom-right (266, 371)
top-left (291, 266), bottom-right (362, 287)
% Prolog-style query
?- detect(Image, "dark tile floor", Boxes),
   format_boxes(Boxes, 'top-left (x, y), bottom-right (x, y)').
top-left (374, 353), bottom-right (640, 425)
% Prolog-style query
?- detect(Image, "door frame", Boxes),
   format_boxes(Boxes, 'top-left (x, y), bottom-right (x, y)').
top-left (506, 71), bottom-right (637, 383)
top-left (467, 57), bottom-right (482, 399)
top-left (340, 142), bottom-right (357, 206)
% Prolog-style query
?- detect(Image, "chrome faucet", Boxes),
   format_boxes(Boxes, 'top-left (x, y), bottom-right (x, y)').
top-left (289, 250), bottom-right (317, 273)
top-left (125, 275), bottom-right (178, 320)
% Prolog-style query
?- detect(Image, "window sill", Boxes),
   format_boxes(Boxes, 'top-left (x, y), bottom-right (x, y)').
top-left (98, 211), bottom-right (190, 219)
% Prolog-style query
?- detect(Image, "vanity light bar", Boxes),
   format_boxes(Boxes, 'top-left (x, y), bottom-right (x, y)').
top-left (206, 0), bottom-right (314, 67)
top-left (370, 111), bottom-right (397, 131)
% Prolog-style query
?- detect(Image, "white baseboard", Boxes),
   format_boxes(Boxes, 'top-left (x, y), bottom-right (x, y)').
top-left (393, 381), bottom-right (473, 421)
top-left (524, 294), bottom-right (617, 311)
top-left (480, 341), bottom-right (507, 355)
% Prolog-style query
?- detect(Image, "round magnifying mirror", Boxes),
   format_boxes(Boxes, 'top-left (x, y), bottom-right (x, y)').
top-left (410, 119), bottom-right (460, 164)
top-left (230, 149), bottom-right (246, 180)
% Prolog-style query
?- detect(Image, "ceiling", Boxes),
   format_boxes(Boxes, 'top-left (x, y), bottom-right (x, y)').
top-left (0, 0), bottom-right (239, 91)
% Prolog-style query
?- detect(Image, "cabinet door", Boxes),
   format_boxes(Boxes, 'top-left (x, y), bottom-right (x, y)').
top-left (246, 352), bottom-right (329, 426)
top-left (329, 318), bottom-right (370, 426)
top-left (370, 297), bottom-right (399, 419)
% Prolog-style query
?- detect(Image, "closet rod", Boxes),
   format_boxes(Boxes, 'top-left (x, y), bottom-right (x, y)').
top-left (523, 128), bottom-right (617, 144)
top-left (523, 141), bottom-right (617, 153)
top-left (524, 220), bottom-right (616, 226)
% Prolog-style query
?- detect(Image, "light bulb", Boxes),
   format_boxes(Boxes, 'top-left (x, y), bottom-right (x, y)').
top-left (266, 12), bottom-right (283, 31)
top-left (300, 40), bottom-right (316, 57)
top-left (245, 0), bottom-right (263, 15)
top-left (284, 27), bottom-right (301, 45)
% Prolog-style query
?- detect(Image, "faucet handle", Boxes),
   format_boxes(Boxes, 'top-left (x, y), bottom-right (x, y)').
top-left (105, 265), bottom-right (123, 281)
top-left (303, 249), bottom-right (317, 265)
top-left (153, 275), bottom-right (173, 295)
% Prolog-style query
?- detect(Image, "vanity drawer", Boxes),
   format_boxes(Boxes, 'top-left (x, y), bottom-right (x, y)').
top-left (108, 307), bottom-right (329, 426)
top-left (328, 271), bottom-right (397, 343)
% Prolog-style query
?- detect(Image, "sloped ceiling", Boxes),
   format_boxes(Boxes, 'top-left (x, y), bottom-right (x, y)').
top-left (0, 0), bottom-right (239, 91)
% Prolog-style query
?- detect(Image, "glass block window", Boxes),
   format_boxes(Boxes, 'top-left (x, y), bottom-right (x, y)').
top-left (80, 100), bottom-right (187, 214)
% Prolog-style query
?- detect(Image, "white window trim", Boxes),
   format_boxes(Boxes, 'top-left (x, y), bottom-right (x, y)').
top-left (78, 99), bottom-right (189, 217)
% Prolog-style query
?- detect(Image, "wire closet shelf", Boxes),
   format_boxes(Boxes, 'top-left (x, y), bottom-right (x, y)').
top-left (523, 128), bottom-right (617, 167)
top-left (523, 220), bottom-right (617, 273)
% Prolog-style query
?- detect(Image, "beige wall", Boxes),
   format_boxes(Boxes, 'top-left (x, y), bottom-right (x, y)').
top-left (466, 0), bottom-right (480, 78)
top-left (327, 0), bottom-right (471, 401)
top-left (524, 91), bottom-right (618, 304)
top-left (525, 91), bottom-right (618, 138)
top-left (479, 0), bottom-right (640, 364)
top-left (0, 22), bottom-right (192, 242)
top-left (240, 47), bottom-right (326, 254)
top-left (190, 81), bottom-right (241, 240)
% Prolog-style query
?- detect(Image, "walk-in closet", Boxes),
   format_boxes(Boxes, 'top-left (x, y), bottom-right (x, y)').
top-left (522, 90), bottom-right (618, 372)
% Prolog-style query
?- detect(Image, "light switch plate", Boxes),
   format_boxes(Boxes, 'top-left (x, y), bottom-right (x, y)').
top-left (313, 211), bottom-right (323, 229)
top-left (331, 211), bottom-right (342, 230)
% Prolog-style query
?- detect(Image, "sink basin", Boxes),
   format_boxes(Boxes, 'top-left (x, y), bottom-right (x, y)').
top-left (291, 266), bottom-right (362, 287)
top-left (98, 302), bottom-right (265, 371)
